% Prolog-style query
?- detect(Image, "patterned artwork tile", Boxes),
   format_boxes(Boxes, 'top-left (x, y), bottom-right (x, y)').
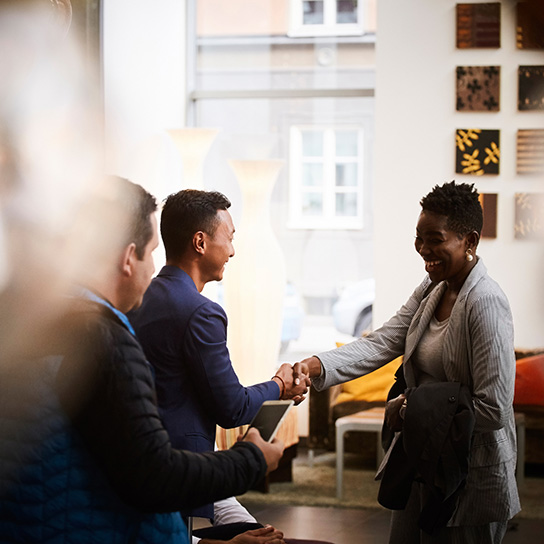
top-left (456, 66), bottom-right (500, 111)
top-left (517, 129), bottom-right (544, 175)
top-left (515, 193), bottom-right (544, 239)
top-left (516, 1), bottom-right (544, 49)
top-left (518, 65), bottom-right (544, 111)
top-left (479, 193), bottom-right (498, 238)
top-left (456, 3), bottom-right (501, 48)
top-left (456, 129), bottom-right (500, 175)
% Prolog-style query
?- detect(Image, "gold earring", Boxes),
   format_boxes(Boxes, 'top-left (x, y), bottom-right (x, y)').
top-left (466, 249), bottom-right (474, 262)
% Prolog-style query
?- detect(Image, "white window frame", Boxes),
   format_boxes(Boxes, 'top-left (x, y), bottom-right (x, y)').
top-left (288, 0), bottom-right (364, 38)
top-left (288, 125), bottom-right (364, 230)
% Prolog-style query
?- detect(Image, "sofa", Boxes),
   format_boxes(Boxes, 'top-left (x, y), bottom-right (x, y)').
top-left (308, 349), bottom-right (544, 467)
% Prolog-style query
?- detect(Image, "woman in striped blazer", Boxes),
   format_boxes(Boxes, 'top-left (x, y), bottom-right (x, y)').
top-left (295, 181), bottom-right (520, 543)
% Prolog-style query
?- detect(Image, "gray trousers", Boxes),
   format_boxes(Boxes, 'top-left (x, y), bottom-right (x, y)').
top-left (389, 482), bottom-right (508, 544)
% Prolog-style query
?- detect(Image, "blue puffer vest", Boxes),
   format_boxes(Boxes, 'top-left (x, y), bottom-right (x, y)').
top-left (0, 356), bottom-right (188, 544)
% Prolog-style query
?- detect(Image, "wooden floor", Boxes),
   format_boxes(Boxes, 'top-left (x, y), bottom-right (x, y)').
top-left (241, 502), bottom-right (544, 544)
top-left (195, 446), bottom-right (544, 543)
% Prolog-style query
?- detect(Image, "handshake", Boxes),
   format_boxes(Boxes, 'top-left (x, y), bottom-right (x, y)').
top-left (241, 356), bottom-right (322, 476)
top-left (270, 356), bottom-right (322, 405)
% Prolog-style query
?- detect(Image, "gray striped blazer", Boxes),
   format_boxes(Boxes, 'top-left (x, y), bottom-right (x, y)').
top-left (314, 258), bottom-right (521, 524)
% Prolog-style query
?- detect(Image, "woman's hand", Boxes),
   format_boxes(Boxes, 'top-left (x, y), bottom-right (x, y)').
top-left (385, 394), bottom-right (406, 432)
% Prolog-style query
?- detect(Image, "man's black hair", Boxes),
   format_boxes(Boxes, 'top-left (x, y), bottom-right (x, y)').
top-left (160, 189), bottom-right (231, 261)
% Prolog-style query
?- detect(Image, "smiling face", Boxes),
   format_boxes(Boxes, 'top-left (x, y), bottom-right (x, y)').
top-left (201, 209), bottom-right (235, 284)
top-left (415, 210), bottom-right (477, 289)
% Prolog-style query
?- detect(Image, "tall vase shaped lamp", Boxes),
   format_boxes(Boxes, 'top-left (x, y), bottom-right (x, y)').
top-left (223, 160), bottom-right (287, 385)
top-left (167, 128), bottom-right (219, 189)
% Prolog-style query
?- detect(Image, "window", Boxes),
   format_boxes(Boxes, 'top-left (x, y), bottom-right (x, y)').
top-left (289, 126), bottom-right (364, 229)
top-left (289, 0), bottom-right (364, 37)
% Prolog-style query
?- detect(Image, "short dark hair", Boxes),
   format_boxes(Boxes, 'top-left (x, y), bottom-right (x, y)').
top-left (107, 176), bottom-right (157, 259)
top-left (160, 189), bottom-right (231, 261)
top-left (420, 181), bottom-right (483, 236)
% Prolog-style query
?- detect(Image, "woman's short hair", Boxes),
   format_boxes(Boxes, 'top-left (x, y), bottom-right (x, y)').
top-left (420, 181), bottom-right (483, 236)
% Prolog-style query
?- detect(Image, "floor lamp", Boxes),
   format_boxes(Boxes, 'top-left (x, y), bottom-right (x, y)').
top-left (223, 159), bottom-right (286, 385)
top-left (167, 128), bottom-right (219, 189)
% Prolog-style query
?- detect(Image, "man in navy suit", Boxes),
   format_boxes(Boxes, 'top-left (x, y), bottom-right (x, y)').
top-left (130, 189), bottom-right (309, 533)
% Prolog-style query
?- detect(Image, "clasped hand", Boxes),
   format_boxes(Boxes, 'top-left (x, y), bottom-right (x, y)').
top-left (272, 363), bottom-right (311, 404)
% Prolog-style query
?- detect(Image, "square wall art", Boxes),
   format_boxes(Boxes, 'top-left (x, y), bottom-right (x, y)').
top-left (456, 66), bottom-right (500, 111)
top-left (456, 129), bottom-right (500, 175)
top-left (456, 3), bottom-right (501, 48)
top-left (517, 129), bottom-right (544, 175)
top-left (479, 193), bottom-right (498, 238)
top-left (518, 65), bottom-right (544, 111)
top-left (516, 1), bottom-right (544, 49)
top-left (515, 193), bottom-right (544, 239)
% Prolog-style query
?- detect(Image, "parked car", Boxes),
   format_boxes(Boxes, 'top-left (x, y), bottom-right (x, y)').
top-left (332, 278), bottom-right (375, 337)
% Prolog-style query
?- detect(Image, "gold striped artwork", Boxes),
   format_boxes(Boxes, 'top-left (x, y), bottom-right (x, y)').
top-left (517, 129), bottom-right (544, 175)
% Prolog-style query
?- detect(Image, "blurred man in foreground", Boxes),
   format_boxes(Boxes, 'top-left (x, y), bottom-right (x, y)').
top-left (0, 177), bottom-right (285, 543)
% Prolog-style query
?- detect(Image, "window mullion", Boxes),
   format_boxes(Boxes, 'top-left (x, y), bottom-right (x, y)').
top-left (324, 0), bottom-right (337, 27)
top-left (323, 129), bottom-right (336, 220)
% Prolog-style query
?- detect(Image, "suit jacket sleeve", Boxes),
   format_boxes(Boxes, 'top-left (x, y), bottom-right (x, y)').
top-left (466, 289), bottom-right (516, 432)
top-left (181, 301), bottom-right (279, 428)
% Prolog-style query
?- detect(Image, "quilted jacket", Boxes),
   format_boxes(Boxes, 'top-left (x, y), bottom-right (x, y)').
top-left (0, 299), bottom-right (266, 543)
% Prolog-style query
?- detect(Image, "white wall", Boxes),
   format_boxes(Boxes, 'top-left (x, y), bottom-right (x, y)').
top-left (102, 0), bottom-right (187, 203)
top-left (374, 1), bottom-right (544, 349)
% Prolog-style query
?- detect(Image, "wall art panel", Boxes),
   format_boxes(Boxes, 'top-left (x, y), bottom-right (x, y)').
top-left (456, 3), bottom-right (501, 48)
top-left (516, 1), bottom-right (544, 49)
top-left (518, 65), bottom-right (544, 111)
top-left (456, 66), bottom-right (500, 111)
top-left (517, 129), bottom-right (544, 175)
top-left (479, 193), bottom-right (498, 238)
top-left (456, 129), bottom-right (500, 175)
top-left (515, 193), bottom-right (544, 239)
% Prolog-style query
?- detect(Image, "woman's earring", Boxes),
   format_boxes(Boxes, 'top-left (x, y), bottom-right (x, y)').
top-left (466, 249), bottom-right (474, 262)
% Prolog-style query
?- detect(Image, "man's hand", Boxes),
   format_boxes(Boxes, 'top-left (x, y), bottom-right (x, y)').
top-left (241, 427), bottom-right (284, 474)
top-left (200, 525), bottom-right (285, 544)
top-left (385, 393), bottom-right (406, 432)
top-left (273, 363), bottom-right (310, 404)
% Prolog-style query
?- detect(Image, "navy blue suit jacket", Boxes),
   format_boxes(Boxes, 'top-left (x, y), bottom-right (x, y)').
top-left (130, 266), bottom-right (279, 518)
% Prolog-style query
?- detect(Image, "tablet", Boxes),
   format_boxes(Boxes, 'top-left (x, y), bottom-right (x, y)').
top-left (245, 400), bottom-right (294, 442)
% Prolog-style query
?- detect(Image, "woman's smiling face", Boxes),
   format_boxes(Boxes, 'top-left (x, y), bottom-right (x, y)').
top-left (414, 210), bottom-right (475, 287)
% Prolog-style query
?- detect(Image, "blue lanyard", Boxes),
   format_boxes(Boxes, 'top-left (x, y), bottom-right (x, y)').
top-left (77, 287), bottom-right (136, 337)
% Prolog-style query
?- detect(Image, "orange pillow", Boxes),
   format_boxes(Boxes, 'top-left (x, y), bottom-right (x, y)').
top-left (514, 354), bottom-right (544, 406)
top-left (335, 355), bottom-right (403, 404)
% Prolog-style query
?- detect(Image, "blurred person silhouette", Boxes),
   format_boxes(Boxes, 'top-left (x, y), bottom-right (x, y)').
top-left (0, 0), bottom-right (104, 366)
top-left (294, 182), bottom-right (520, 544)
top-left (0, 4), bottom-right (285, 543)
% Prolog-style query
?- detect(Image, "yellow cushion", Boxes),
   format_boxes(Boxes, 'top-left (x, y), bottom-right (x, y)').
top-left (334, 351), bottom-right (403, 405)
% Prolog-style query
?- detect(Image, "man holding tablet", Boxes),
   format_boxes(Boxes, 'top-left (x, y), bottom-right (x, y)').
top-left (130, 189), bottom-right (310, 542)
